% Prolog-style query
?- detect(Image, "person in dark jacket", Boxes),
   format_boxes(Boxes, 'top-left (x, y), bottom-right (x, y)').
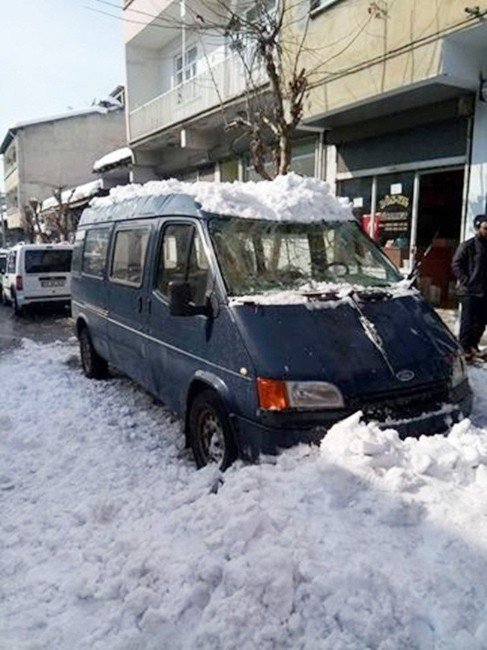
top-left (452, 214), bottom-right (487, 360)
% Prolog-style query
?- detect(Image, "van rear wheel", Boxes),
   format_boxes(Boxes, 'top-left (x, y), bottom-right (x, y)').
top-left (189, 390), bottom-right (237, 470)
top-left (12, 292), bottom-right (23, 317)
top-left (79, 327), bottom-right (108, 379)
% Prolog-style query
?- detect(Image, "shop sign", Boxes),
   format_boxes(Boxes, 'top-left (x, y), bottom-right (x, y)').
top-left (378, 194), bottom-right (410, 232)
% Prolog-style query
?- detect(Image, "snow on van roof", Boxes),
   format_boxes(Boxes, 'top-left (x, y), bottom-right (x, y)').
top-left (91, 173), bottom-right (353, 223)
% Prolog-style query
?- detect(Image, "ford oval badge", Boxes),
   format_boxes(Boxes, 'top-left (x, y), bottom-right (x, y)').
top-left (396, 369), bottom-right (415, 382)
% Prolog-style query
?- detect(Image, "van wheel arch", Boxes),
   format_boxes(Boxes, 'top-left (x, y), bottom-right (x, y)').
top-left (184, 378), bottom-right (235, 445)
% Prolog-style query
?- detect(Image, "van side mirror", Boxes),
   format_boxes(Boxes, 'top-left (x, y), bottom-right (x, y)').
top-left (168, 281), bottom-right (218, 318)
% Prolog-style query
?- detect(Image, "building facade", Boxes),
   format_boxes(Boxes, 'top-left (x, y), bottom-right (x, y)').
top-left (298, 0), bottom-right (487, 307)
top-left (1, 93), bottom-right (126, 243)
top-left (123, 0), bottom-right (487, 308)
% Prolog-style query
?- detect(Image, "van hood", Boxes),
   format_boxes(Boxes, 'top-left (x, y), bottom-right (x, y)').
top-left (229, 294), bottom-right (460, 398)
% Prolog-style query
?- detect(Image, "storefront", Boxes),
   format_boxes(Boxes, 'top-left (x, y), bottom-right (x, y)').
top-left (334, 107), bottom-right (470, 308)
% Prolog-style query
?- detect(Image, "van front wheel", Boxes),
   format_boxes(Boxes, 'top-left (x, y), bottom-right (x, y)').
top-left (79, 328), bottom-right (108, 379)
top-left (189, 390), bottom-right (237, 470)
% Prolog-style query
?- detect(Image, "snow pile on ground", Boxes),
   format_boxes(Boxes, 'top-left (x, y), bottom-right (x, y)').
top-left (1, 340), bottom-right (487, 649)
top-left (92, 173), bottom-right (353, 223)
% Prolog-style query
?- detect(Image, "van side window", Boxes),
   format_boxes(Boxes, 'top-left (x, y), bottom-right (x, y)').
top-left (110, 227), bottom-right (150, 287)
top-left (156, 224), bottom-right (210, 305)
top-left (83, 228), bottom-right (110, 277)
top-left (72, 230), bottom-right (86, 274)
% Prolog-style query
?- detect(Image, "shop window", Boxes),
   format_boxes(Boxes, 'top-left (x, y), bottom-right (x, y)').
top-left (375, 172), bottom-right (414, 270)
top-left (290, 141), bottom-right (316, 177)
top-left (198, 166), bottom-right (215, 182)
top-left (337, 177), bottom-right (372, 223)
top-left (220, 159), bottom-right (239, 182)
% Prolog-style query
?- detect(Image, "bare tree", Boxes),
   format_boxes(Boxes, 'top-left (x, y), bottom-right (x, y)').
top-left (176, 0), bottom-right (313, 179)
top-left (22, 199), bottom-right (49, 243)
top-left (44, 188), bottom-right (77, 241)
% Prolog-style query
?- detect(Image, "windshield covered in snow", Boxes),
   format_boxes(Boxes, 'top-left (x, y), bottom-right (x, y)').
top-left (210, 218), bottom-right (402, 296)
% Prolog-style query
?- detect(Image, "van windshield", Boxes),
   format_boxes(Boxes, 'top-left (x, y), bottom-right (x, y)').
top-left (25, 249), bottom-right (72, 274)
top-left (209, 218), bottom-right (402, 296)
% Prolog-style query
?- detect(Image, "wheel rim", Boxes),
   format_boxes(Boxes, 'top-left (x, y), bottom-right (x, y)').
top-left (80, 333), bottom-right (92, 374)
top-left (198, 408), bottom-right (225, 464)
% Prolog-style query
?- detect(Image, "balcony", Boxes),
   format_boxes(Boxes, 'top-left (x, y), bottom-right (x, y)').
top-left (128, 53), bottom-right (266, 144)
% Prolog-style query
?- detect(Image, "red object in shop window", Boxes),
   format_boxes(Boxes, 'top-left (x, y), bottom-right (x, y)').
top-left (361, 214), bottom-right (381, 242)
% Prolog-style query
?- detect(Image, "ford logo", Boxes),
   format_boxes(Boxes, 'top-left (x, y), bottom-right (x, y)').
top-left (396, 369), bottom-right (415, 382)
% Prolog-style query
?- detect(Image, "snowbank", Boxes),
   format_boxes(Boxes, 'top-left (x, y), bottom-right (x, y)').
top-left (1, 340), bottom-right (487, 649)
top-left (92, 173), bottom-right (353, 223)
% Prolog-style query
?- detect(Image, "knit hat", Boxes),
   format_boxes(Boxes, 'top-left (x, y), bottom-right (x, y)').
top-left (473, 214), bottom-right (487, 229)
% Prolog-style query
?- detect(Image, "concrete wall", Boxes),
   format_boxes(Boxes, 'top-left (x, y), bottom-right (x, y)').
top-left (16, 109), bottom-right (126, 210)
top-left (289, 0), bottom-right (484, 119)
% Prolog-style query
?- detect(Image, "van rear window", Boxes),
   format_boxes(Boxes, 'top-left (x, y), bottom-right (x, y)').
top-left (25, 250), bottom-right (72, 274)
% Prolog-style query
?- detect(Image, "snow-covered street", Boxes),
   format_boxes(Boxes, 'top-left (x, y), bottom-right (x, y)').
top-left (2, 338), bottom-right (487, 649)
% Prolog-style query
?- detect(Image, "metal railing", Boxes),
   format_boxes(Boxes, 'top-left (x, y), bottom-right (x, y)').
top-left (129, 53), bottom-right (266, 142)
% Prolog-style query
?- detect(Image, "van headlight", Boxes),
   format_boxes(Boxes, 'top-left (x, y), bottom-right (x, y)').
top-left (257, 378), bottom-right (344, 410)
top-left (451, 355), bottom-right (467, 388)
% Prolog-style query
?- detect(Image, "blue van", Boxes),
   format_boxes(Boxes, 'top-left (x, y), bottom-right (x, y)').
top-left (71, 178), bottom-right (472, 469)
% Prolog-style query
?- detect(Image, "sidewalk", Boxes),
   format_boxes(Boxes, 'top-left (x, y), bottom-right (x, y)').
top-left (436, 308), bottom-right (487, 347)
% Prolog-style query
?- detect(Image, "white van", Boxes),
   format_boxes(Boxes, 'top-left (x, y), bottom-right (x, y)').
top-left (2, 243), bottom-right (73, 314)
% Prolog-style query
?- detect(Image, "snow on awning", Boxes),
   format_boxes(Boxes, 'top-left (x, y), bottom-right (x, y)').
top-left (41, 179), bottom-right (104, 212)
top-left (93, 147), bottom-right (133, 173)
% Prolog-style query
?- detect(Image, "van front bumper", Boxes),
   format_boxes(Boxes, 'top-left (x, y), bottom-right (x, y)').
top-left (232, 379), bottom-right (473, 460)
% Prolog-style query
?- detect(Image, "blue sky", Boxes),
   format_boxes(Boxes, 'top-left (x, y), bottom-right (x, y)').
top-left (0, 0), bottom-right (125, 171)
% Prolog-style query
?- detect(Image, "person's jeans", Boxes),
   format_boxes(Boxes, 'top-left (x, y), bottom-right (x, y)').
top-left (459, 295), bottom-right (487, 352)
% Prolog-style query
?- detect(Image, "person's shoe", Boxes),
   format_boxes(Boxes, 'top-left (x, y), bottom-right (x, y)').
top-left (464, 348), bottom-right (479, 364)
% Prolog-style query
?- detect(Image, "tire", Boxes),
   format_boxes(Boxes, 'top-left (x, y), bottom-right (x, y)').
top-left (2, 290), bottom-right (11, 306)
top-left (12, 291), bottom-right (23, 317)
top-left (189, 390), bottom-right (238, 470)
top-left (79, 327), bottom-right (108, 379)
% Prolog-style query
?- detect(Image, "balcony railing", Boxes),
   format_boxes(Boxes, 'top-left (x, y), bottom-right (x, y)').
top-left (129, 53), bottom-right (266, 143)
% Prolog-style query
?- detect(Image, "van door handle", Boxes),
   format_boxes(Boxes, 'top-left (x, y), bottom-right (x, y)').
top-left (147, 298), bottom-right (152, 315)
top-left (137, 296), bottom-right (143, 313)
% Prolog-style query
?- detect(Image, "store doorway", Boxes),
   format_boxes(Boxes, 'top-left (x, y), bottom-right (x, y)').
top-left (415, 169), bottom-right (464, 308)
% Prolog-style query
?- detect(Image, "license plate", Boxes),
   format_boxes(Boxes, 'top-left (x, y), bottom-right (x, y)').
top-left (41, 280), bottom-right (64, 287)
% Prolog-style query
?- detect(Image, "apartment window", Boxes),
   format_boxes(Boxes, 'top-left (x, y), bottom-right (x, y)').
top-left (310, 0), bottom-right (341, 13)
top-left (174, 45), bottom-right (197, 86)
top-left (110, 227), bottom-right (150, 287)
top-left (6, 190), bottom-right (18, 211)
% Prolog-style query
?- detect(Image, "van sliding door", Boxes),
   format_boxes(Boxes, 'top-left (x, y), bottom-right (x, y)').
top-left (106, 223), bottom-right (153, 386)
